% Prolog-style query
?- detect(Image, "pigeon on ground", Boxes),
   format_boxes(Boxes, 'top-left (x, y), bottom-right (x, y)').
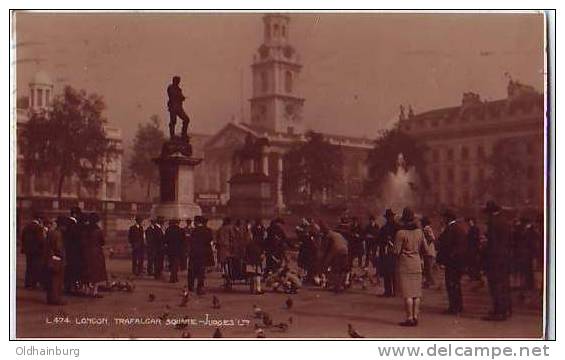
top-left (255, 328), bottom-right (266, 338)
top-left (253, 304), bottom-right (263, 318)
top-left (148, 293), bottom-right (156, 302)
top-left (212, 295), bottom-right (221, 309)
top-left (285, 297), bottom-right (293, 309)
top-left (213, 327), bottom-right (223, 338)
top-left (181, 331), bottom-right (191, 338)
top-left (348, 323), bottom-right (364, 338)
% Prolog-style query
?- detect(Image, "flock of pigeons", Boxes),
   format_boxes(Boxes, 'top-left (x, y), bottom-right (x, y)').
top-left (108, 273), bottom-right (366, 339)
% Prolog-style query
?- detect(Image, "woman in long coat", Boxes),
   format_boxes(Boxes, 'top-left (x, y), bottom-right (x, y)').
top-left (82, 212), bottom-right (108, 297)
top-left (393, 208), bottom-right (427, 327)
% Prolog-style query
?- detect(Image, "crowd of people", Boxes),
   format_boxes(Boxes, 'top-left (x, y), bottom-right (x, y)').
top-left (20, 207), bottom-right (108, 305)
top-left (20, 200), bottom-right (543, 328)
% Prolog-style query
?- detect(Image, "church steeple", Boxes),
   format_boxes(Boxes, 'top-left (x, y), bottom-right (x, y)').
top-left (250, 14), bottom-right (305, 134)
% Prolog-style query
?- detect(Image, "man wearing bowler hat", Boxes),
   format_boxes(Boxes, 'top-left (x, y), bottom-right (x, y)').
top-left (482, 200), bottom-right (512, 321)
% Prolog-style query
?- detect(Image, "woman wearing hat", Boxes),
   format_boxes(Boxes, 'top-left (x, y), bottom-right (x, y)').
top-left (393, 207), bottom-right (428, 326)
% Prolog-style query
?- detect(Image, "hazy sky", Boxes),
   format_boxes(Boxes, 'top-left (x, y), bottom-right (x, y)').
top-left (14, 12), bottom-right (545, 147)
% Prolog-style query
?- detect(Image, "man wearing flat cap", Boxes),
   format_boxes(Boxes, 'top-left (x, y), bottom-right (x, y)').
top-left (436, 208), bottom-right (467, 315)
top-left (482, 201), bottom-right (512, 321)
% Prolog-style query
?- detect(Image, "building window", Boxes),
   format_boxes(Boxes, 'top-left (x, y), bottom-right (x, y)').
top-left (45, 89), bottom-right (50, 106)
top-left (282, 26), bottom-right (287, 37)
top-left (461, 146), bottom-right (469, 161)
top-left (30, 90), bottom-right (34, 108)
top-left (461, 169), bottom-right (470, 184)
top-left (261, 71), bottom-right (268, 92)
top-left (432, 149), bottom-right (439, 162)
top-left (446, 148), bottom-right (454, 161)
top-left (285, 71), bottom-right (293, 93)
top-left (274, 24), bottom-right (280, 37)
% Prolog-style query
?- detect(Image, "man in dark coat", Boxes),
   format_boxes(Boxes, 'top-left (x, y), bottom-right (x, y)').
top-left (364, 215), bottom-right (380, 269)
top-left (146, 216), bottom-right (165, 279)
top-left (265, 218), bottom-right (288, 273)
top-left (436, 208), bottom-right (467, 315)
top-left (483, 201), bottom-right (512, 321)
top-left (45, 216), bottom-right (67, 305)
top-left (167, 75), bottom-right (191, 138)
top-left (348, 217), bottom-right (364, 269)
top-left (187, 216), bottom-right (214, 295)
top-left (466, 217), bottom-right (483, 282)
top-left (180, 219), bottom-right (193, 272)
top-left (377, 209), bottom-right (399, 297)
top-left (165, 218), bottom-right (184, 283)
top-left (21, 212), bottom-right (46, 289)
top-left (63, 207), bottom-right (83, 294)
top-left (128, 216), bottom-right (145, 276)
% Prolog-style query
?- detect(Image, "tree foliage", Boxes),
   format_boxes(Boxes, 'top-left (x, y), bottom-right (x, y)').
top-left (282, 131), bottom-right (343, 204)
top-left (364, 124), bottom-right (429, 195)
top-left (479, 138), bottom-right (529, 207)
top-left (21, 86), bottom-right (113, 199)
top-left (128, 115), bottom-right (166, 199)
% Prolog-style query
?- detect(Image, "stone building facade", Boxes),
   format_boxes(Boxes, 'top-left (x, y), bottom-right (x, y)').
top-left (399, 80), bottom-right (544, 211)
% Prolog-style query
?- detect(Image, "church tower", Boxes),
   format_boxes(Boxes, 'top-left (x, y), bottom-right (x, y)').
top-left (250, 14), bottom-right (305, 134)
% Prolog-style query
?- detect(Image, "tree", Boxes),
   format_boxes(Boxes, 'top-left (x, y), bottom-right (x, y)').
top-left (128, 115), bottom-right (166, 200)
top-left (21, 86), bottom-right (113, 199)
top-left (282, 131), bottom-right (343, 205)
top-left (364, 124), bottom-right (429, 198)
top-left (479, 138), bottom-right (529, 207)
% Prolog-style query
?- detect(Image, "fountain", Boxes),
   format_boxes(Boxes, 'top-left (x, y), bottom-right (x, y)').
top-left (379, 153), bottom-right (418, 213)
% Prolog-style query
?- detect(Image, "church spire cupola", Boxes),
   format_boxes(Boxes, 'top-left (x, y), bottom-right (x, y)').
top-left (250, 14), bottom-right (305, 135)
top-left (29, 71), bottom-right (54, 112)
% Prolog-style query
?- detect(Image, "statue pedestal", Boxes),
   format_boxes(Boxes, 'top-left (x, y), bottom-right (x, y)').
top-left (227, 173), bottom-right (275, 219)
top-left (153, 137), bottom-right (202, 220)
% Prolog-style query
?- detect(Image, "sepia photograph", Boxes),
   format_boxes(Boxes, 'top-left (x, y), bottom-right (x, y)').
top-left (10, 10), bottom-right (549, 339)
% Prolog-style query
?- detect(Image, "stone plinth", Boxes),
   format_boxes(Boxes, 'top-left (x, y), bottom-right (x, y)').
top-left (227, 172), bottom-right (276, 219)
top-left (153, 137), bottom-right (202, 220)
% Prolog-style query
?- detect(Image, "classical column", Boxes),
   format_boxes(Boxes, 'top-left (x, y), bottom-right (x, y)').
top-left (262, 153), bottom-right (269, 175)
top-left (276, 154), bottom-right (285, 209)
